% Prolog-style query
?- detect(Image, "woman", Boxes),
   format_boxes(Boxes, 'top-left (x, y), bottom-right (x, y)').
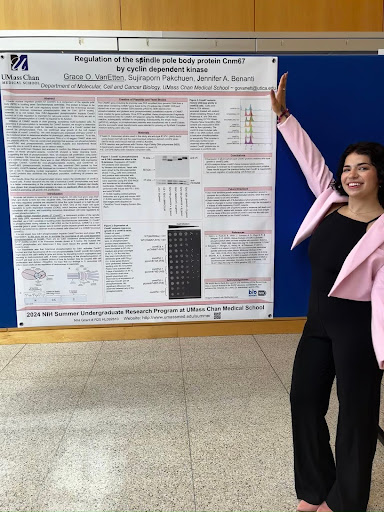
top-left (271, 73), bottom-right (384, 512)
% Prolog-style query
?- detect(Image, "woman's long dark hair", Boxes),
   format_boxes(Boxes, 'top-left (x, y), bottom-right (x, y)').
top-left (332, 142), bottom-right (384, 206)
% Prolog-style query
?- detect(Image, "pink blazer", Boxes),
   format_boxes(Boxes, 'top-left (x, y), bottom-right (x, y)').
top-left (278, 115), bottom-right (384, 369)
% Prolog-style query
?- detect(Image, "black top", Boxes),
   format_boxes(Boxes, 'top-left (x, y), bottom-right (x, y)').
top-left (308, 209), bottom-right (380, 294)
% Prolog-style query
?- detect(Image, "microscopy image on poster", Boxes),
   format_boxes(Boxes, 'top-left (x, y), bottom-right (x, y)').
top-left (0, 52), bottom-right (277, 326)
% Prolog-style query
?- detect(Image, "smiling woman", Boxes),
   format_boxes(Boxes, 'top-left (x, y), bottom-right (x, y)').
top-left (271, 73), bottom-right (384, 512)
top-left (332, 142), bottom-right (384, 214)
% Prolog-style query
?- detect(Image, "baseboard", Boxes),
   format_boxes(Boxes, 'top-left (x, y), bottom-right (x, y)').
top-left (0, 318), bottom-right (306, 344)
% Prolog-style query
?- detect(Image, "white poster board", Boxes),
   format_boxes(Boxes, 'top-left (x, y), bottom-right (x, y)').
top-left (0, 52), bottom-right (277, 326)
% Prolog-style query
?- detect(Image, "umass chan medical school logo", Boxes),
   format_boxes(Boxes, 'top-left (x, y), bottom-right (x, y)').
top-left (1, 54), bottom-right (39, 83)
top-left (10, 54), bottom-right (28, 71)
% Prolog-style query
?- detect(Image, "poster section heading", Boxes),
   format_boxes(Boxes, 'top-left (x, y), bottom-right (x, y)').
top-left (0, 52), bottom-right (277, 327)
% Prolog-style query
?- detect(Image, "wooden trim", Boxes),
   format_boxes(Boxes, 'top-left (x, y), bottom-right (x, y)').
top-left (121, 0), bottom-right (255, 31)
top-left (254, 0), bottom-right (383, 32)
top-left (0, 318), bottom-right (305, 344)
top-left (0, 0), bottom-right (121, 30)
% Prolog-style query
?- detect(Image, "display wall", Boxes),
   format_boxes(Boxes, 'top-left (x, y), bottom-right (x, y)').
top-left (1, 53), bottom-right (384, 329)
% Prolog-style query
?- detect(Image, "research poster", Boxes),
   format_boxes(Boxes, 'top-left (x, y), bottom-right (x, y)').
top-left (0, 52), bottom-right (277, 327)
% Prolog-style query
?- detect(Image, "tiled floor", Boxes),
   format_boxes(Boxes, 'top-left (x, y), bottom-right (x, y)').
top-left (0, 334), bottom-right (383, 512)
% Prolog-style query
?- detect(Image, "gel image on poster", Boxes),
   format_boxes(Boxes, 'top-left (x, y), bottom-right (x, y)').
top-left (167, 227), bottom-right (201, 299)
top-left (155, 155), bottom-right (190, 185)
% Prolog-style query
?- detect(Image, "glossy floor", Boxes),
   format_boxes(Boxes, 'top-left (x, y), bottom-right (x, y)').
top-left (0, 334), bottom-right (383, 511)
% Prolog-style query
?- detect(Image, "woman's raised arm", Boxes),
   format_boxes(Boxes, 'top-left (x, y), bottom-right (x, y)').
top-left (270, 72), bottom-right (289, 121)
top-left (272, 73), bottom-right (334, 198)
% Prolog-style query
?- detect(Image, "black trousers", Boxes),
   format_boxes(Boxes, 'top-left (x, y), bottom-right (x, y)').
top-left (290, 291), bottom-right (383, 512)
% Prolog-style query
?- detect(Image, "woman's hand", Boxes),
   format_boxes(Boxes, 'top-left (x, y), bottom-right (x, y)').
top-left (270, 72), bottom-right (288, 116)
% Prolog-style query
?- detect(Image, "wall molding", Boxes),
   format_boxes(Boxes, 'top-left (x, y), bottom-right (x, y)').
top-left (0, 318), bottom-right (305, 344)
